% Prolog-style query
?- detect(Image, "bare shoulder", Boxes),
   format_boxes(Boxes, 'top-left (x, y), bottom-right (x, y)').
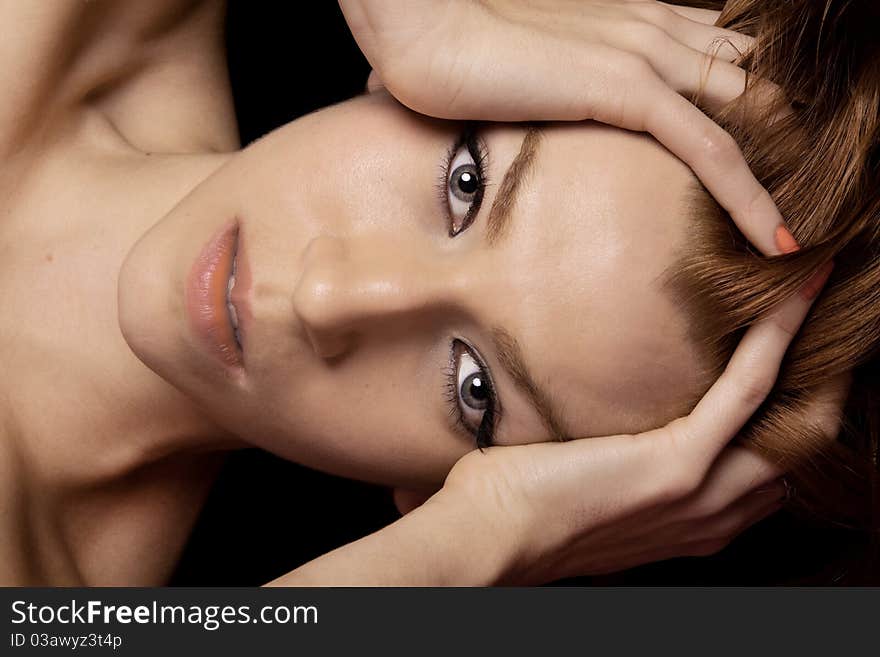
top-left (0, 1), bottom-right (95, 150)
top-left (0, 0), bottom-right (235, 156)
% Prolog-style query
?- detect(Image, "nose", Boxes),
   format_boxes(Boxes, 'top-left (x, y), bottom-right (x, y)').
top-left (293, 235), bottom-right (459, 359)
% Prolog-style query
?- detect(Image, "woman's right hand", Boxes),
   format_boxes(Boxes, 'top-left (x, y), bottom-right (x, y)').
top-left (428, 263), bottom-right (834, 584)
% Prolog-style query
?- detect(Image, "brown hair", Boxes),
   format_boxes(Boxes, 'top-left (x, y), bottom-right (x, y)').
top-left (665, 0), bottom-right (880, 581)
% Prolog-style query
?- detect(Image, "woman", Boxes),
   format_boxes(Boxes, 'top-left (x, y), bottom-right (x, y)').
top-left (0, 0), bottom-right (872, 585)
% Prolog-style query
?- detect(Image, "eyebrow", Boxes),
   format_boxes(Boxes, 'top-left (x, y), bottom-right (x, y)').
top-left (485, 127), bottom-right (543, 247)
top-left (481, 127), bottom-right (566, 441)
top-left (491, 327), bottom-right (568, 442)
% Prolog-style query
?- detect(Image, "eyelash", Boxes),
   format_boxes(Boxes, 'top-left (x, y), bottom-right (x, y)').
top-left (443, 341), bottom-right (499, 450)
top-left (435, 126), bottom-right (490, 237)
top-left (436, 128), bottom-right (497, 448)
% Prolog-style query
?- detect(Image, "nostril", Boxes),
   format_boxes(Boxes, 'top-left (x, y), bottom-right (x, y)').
top-left (293, 281), bottom-right (338, 358)
top-left (302, 323), bottom-right (352, 361)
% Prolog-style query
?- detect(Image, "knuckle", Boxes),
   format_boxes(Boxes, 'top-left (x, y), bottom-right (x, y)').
top-left (617, 51), bottom-right (655, 81)
top-left (768, 310), bottom-right (800, 341)
top-left (745, 184), bottom-right (774, 224)
top-left (630, 2), bottom-right (674, 30)
top-left (646, 420), bottom-right (708, 501)
top-left (698, 124), bottom-right (739, 169)
top-left (621, 20), bottom-right (670, 54)
top-left (739, 382), bottom-right (774, 410)
top-left (739, 372), bottom-right (776, 407)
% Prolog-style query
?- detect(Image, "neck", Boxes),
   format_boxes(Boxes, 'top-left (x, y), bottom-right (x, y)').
top-left (2, 152), bottom-right (239, 483)
top-left (0, 0), bottom-right (245, 583)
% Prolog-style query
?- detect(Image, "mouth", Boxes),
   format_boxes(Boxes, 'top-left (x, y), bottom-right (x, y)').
top-left (226, 244), bottom-right (242, 350)
top-left (185, 221), bottom-right (245, 371)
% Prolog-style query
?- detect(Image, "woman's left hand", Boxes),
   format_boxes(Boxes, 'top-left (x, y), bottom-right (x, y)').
top-left (341, 0), bottom-right (794, 257)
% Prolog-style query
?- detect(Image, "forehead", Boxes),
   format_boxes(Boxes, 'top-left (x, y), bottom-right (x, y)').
top-left (489, 122), bottom-right (706, 439)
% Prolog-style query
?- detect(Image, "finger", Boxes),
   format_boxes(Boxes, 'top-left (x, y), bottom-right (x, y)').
top-left (670, 21), bottom-right (753, 63)
top-left (388, 27), bottom-right (791, 253)
top-left (628, 3), bottom-right (753, 61)
top-left (632, 81), bottom-right (792, 255)
top-left (675, 260), bottom-right (834, 465)
top-left (616, 33), bottom-right (748, 113)
top-left (658, 2), bottom-right (721, 25)
top-left (608, 14), bottom-right (770, 113)
top-left (696, 483), bottom-right (784, 546)
top-left (610, 446), bottom-right (782, 535)
top-left (681, 446), bottom-right (783, 518)
top-left (587, 484), bottom-right (783, 571)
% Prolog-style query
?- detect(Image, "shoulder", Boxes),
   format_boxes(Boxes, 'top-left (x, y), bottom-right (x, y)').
top-left (0, 1), bottom-right (236, 157)
top-left (0, 2), bottom-right (90, 152)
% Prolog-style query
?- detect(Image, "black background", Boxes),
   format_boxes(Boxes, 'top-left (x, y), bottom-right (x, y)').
top-left (169, 1), bottom-right (862, 586)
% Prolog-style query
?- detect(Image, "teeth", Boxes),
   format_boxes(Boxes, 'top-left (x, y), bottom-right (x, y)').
top-left (226, 270), bottom-right (237, 327)
top-left (227, 254), bottom-right (241, 348)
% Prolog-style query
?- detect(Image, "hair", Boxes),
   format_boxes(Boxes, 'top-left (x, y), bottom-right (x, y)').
top-left (664, 0), bottom-right (880, 582)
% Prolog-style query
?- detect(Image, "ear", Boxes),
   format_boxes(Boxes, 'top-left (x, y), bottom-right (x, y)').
top-left (365, 68), bottom-right (385, 94)
top-left (392, 487), bottom-right (436, 515)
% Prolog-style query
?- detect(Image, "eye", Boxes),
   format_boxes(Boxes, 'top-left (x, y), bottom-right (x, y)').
top-left (444, 132), bottom-right (487, 236)
top-left (446, 340), bottom-right (497, 448)
top-left (457, 349), bottom-right (491, 422)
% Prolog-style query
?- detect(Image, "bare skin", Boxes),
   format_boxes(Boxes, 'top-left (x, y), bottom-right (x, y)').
top-left (0, 0), bottom-right (239, 585)
top-left (0, 0), bottom-right (835, 586)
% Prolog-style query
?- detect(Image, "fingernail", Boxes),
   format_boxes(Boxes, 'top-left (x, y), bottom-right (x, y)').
top-left (800, 260), bottom-right (835, 301)
top-left (774, 224), bottom-right (800, 254)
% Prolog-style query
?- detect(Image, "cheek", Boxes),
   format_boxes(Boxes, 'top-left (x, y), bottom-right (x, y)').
top-left (239, 336), bottom-right (473, 488)
top-left (238, 101), bottom-right (451, 240)
top-left (196, 99), bottom-right (468, 485)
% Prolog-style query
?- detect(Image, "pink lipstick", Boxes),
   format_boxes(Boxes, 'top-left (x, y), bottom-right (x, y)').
top-left (185, 221), bottom-right (243, 370)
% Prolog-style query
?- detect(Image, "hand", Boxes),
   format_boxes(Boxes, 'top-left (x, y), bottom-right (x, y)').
top-left (341, 0), bottom-right (793, 256)
top-left (421, 264), bottom-right (834, 584)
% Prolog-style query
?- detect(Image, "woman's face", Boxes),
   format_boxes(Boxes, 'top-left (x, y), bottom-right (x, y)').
top-left (119, 91), bottom-right (706, 487)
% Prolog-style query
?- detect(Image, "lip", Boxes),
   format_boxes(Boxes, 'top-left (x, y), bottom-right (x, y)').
top-left (186, 221), bottom-right (244, 371)
top-left (229, 224), bottom-right (253, 358)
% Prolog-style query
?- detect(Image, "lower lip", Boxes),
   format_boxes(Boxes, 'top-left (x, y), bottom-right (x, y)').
top-left (186, 221), bottom-right (243, 370)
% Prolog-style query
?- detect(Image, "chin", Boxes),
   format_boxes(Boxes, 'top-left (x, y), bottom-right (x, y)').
top-left (116, 218), bottom-right (192, 391)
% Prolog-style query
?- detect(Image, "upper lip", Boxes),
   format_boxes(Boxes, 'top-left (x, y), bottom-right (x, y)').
top-left (185, 221), bottom-right (244, 371)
